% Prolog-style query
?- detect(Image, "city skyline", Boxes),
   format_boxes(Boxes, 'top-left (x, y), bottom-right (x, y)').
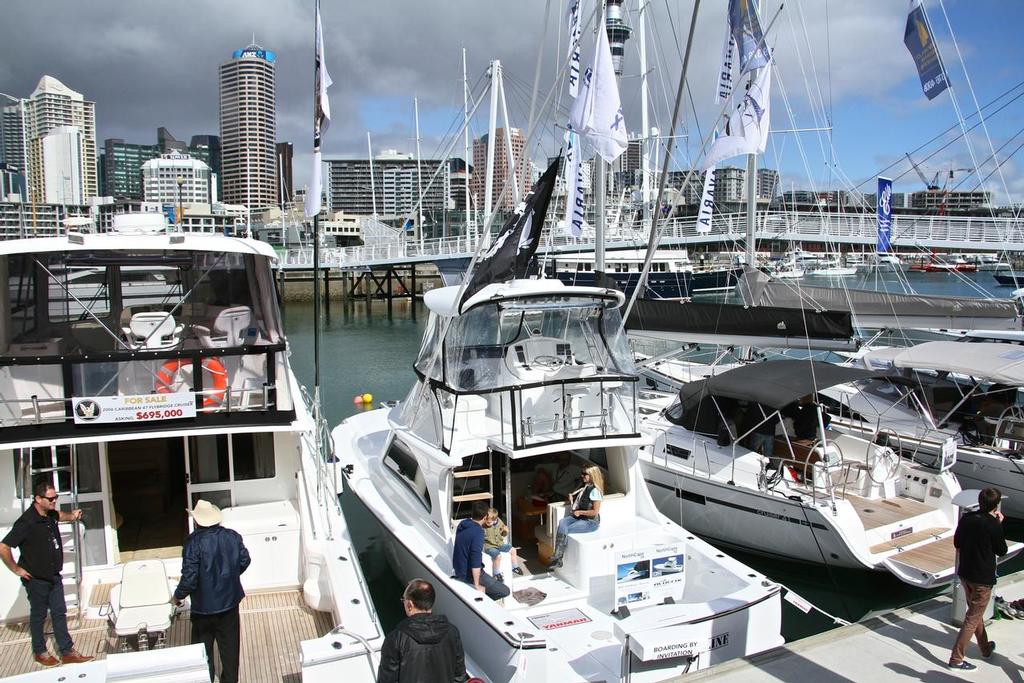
top-left (2, 1), bottom-right (1024, 206)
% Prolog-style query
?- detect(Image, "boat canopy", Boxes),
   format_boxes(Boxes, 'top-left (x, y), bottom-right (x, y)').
top-left (624, 299), bottom-right (854, 342)
top-left (673, 360), bottom-right (879, 413)
top-left (862, 341), bottom-right (1024, 385)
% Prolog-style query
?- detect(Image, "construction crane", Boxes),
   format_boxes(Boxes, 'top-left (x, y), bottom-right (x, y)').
top-left (904, 152), bottom-right (940, 190)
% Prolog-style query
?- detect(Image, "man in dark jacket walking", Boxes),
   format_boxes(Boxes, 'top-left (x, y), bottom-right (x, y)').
top-left (377, 579), bottom-right (467, 683)
top-left (948, 487), bottom-right (1008, 671)
top-left (172, 499), bottom-right (250, 683)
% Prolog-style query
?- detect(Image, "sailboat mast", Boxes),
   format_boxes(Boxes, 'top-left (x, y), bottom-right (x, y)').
top-left (415, 96), bottom-right (424, 245)
top-left (744, 0), bottom-right (764, 268)
top-left (462, 48), bottom-right (472, 241)
top-left (367, 132), bottom-right (377, 217)
top-left (639, 0), bottom-right (651, 225)
top-left (484, 60), bottom-right (499, 222)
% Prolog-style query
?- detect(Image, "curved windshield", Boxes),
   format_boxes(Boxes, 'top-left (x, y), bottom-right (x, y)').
top-left (443, 295), bottom-right (634, 392)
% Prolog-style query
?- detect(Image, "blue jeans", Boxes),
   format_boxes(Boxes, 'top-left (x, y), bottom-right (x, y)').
top-left (485, 544), bottom-right (512, 558)
top-left (459, 571), bottom-right (510, 600)
top-left (554, 516), bottom-right (599, 559)
top-left (24, 577), bottom-right (73, 655)
top-left (749, 432), bottom-right (775, 457)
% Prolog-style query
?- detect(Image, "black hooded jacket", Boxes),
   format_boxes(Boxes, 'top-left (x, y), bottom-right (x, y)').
top-left (377, 613), bottom-right (467, 683)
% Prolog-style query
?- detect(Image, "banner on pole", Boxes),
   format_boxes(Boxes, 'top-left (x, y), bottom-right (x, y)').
top-left (876, 176), bottom-right (893, 253)
top-left (566, 0), bottom-right (584, 99)
top-left (697, 168), bottom-right (716, 234)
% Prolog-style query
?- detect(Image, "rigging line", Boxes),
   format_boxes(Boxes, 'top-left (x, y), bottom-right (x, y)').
top-left (861, 80), bottom-right (1024, 188)
top-left (965, 136), bottom-right (1024, 197)
top-left (937, 0), bottom-right (1020, 223)
top-left (951, 122), bottom-right (1024, 192)
top-left (791, 1), bottom-right (832, 177)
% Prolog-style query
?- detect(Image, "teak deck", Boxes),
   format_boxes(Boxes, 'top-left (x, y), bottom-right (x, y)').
top-left (845, 494), bottom-right (937, 531)
top-left (0, 590), bottom-right (333, 680)
top-left (886, 536), bottom-right (956, 575)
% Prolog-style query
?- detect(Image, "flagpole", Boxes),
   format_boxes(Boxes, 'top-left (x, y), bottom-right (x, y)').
top-left (744, 0), bottom-right (765, 270)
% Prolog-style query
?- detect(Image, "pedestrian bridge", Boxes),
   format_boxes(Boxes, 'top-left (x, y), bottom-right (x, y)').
top-left (277, 210), bottom-right (1024, 270)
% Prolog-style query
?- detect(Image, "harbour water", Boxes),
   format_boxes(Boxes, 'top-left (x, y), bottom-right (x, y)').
top-left (282, 269), bottom-right (1024, 642)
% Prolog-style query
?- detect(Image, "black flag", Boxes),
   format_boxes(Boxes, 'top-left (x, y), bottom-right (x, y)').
top-left (459, 156), bottom-right (561, 310)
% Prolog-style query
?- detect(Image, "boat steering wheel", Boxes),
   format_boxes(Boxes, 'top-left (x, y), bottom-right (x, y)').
top-left (532, 355), bottom-right (566, 370)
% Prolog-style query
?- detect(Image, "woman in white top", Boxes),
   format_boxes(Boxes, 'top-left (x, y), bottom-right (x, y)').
top-left (547, 466), bottom-right (604, 568)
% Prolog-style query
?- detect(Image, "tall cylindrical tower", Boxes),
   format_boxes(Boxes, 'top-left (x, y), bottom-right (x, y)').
top-left (605, 0), bottom-right (633, 77)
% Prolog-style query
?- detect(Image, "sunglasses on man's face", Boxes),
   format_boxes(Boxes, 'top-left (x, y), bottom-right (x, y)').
top-left (39, 495), bottom-right (58, 502)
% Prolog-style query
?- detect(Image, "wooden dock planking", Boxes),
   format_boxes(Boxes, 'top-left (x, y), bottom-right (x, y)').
top-left (886, 536), bottom-right (956, 575)
top-left (845, 494), bottom-right (938, 530)
top-left (868, 526), bottom-right (949, 554)
top-left (0, 590), bottom-right (332, 680)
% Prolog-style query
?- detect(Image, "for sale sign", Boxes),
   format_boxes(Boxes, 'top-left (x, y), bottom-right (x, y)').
top-left (72, 393), bottom-right (196, 424)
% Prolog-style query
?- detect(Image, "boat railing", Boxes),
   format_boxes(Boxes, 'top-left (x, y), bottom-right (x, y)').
top-left (437, 375), bottom-right (641, 452)
top-left (0, 343), bottom-right (293, 440)
top-left (298, 384), bottom-right (341, 542)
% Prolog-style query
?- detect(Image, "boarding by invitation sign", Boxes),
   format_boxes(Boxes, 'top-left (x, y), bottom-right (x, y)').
top-left (72, 393), bottom-right (196, 425)
top-left (614, 543), bottom-right (686, 610)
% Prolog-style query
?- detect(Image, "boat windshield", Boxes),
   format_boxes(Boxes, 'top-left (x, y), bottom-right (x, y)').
top-left (1, 250), bottom-right (283, 356)
top-left (440, 295), bottom-right (634, 392)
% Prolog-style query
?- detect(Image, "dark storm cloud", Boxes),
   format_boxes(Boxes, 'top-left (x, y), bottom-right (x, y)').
top-left (0, 1), bottom-right (913, 190)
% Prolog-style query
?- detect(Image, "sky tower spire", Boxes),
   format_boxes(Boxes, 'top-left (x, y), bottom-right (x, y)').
top-left (604, 0), bottom-right (632, 76)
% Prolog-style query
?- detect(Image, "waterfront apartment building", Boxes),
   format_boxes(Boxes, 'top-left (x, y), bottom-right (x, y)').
top-left (219, 44), bottom-right (277, 210)
top-left (711, 167), bottom-right (779, 204)
top-left (4, 76), bottom-right (98, 204)
top-left (471, 128), bottom-right (529, 211)
top-left (326, 150), bottom-right (451, 219)
top-left (0, 200), bottom-right (91, 239)
top-left (141, 154), bottom-right (213, 207)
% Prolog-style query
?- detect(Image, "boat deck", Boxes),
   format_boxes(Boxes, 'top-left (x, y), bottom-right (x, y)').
top-left (0, 589), bottom-right (332, 680)
top-left (846, 494), bottom-right (937, 530)
top-left (687, 572), bottom-right (1024, 682)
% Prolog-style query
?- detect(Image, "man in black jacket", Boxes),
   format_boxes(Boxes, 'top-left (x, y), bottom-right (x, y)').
top-left (948, 487), bottom-right (1008, 671)
top-left (377, 579), bottom-right (467, 683)
top-left (172, 499), bottom-right (250, 683)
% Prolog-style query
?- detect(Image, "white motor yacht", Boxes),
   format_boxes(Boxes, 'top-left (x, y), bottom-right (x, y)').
top-left (637, 360), bottom-right (984, 588)
top-left (0, 227), bottom-right (382, 680)
top-left (332, 278), bottom-right (783, 681)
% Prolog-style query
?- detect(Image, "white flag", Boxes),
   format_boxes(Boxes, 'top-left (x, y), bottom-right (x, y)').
top-left (696, 167), bottom-right (716, 234)
top-left (305, 0), bottom-right (333, 219)
top-left (570, 10), bottom-right (627, 163)
top-left (703, 63), bottom-right (771, 170)
top-left (566, 0), bottom-right (584, 98)
top-left (715, 27), bottom-right (737, 104)
top-left (563, 129), bottom-right (586, 237)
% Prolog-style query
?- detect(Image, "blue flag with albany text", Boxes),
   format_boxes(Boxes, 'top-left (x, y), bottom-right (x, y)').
top-left (904, 0), bottom-right (949, 101)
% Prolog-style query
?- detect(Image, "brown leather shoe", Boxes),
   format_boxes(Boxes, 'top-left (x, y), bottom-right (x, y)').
top-left (60, 650), bottom-right (94, 664)
top-left (33, 652), bottom-right (60, 667)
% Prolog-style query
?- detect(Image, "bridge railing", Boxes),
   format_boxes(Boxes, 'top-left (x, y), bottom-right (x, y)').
top-left (276, 211), bottom-right (1024, 269)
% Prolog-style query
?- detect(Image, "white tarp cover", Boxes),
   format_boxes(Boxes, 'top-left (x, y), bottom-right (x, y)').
top-left (868, 341), bottom-right (1024, 385)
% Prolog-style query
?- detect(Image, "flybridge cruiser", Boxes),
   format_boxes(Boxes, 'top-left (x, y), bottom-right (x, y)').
top-left (637, 360), bottom-right (971, 588)
top-left (0, 228), bottom-right (381, 680)
top-left (826, 341), bottom-right (1024, 520)
top-left (332, 279), bottom-right (783, 681)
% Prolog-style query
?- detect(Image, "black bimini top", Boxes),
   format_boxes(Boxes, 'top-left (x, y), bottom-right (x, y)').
top-left (677, 360), bottom-right (880, 412)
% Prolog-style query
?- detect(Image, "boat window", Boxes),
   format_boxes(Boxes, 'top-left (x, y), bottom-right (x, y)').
top-left (232, 432), bottom-right (276, 480)
top-left (189, 435), bottom-right (231, 483)
top-left (383, 437), bottom-right (431, 512)
top-left (444, 295), bottom-right (635, 391)
top-left (413, 313), bottom-right (445, 381)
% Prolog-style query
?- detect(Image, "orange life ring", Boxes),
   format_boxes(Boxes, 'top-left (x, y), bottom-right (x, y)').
top-left (155, 358), bottom-right (228, 408)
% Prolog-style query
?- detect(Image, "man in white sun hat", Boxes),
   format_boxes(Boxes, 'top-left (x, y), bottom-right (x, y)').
top-left (172, 499), bottom-right (250, 683)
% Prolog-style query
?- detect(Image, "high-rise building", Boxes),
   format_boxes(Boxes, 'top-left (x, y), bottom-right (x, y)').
top-left (101, 130), bottom-right (221, 200)
top-left (0, 100), bottom-right (29, 176)
top-left (276, 142), bottom-right (293, 205)
top-left (470, 128), bottom-right (529, 211)
top-left (0, 162), bottom-right (27, 202)
top-left (326, 150), bottom-right (451, 218)
top-left (12, 76), bottom-right (98, 203)
top-left (756, 169), bottom-right (779, 200)
top-left (141, 153), bottom-right (212, 206)
top-left (189, 135), bottom-right (221, 195)
top-left (219, 44), bottom-right (277, 210)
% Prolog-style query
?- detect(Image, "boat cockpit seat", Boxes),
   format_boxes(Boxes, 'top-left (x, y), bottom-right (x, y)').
top-left (105, 560), bottom-right (179, 651)
top-left (123, 312), bottom-right (184, 350)
top-left (195, 306), bottom-right (254, 348)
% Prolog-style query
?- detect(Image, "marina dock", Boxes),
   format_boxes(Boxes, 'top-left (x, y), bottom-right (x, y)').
top-left (684, 574), bottom-right (1024, 682)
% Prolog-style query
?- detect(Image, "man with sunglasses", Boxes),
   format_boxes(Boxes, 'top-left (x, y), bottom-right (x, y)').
top-left (0, 481), bottom-right (94, 667)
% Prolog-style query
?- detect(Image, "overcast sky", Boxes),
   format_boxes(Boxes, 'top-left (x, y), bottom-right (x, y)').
top-left (2, 1), bottom-right (1023, 203)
